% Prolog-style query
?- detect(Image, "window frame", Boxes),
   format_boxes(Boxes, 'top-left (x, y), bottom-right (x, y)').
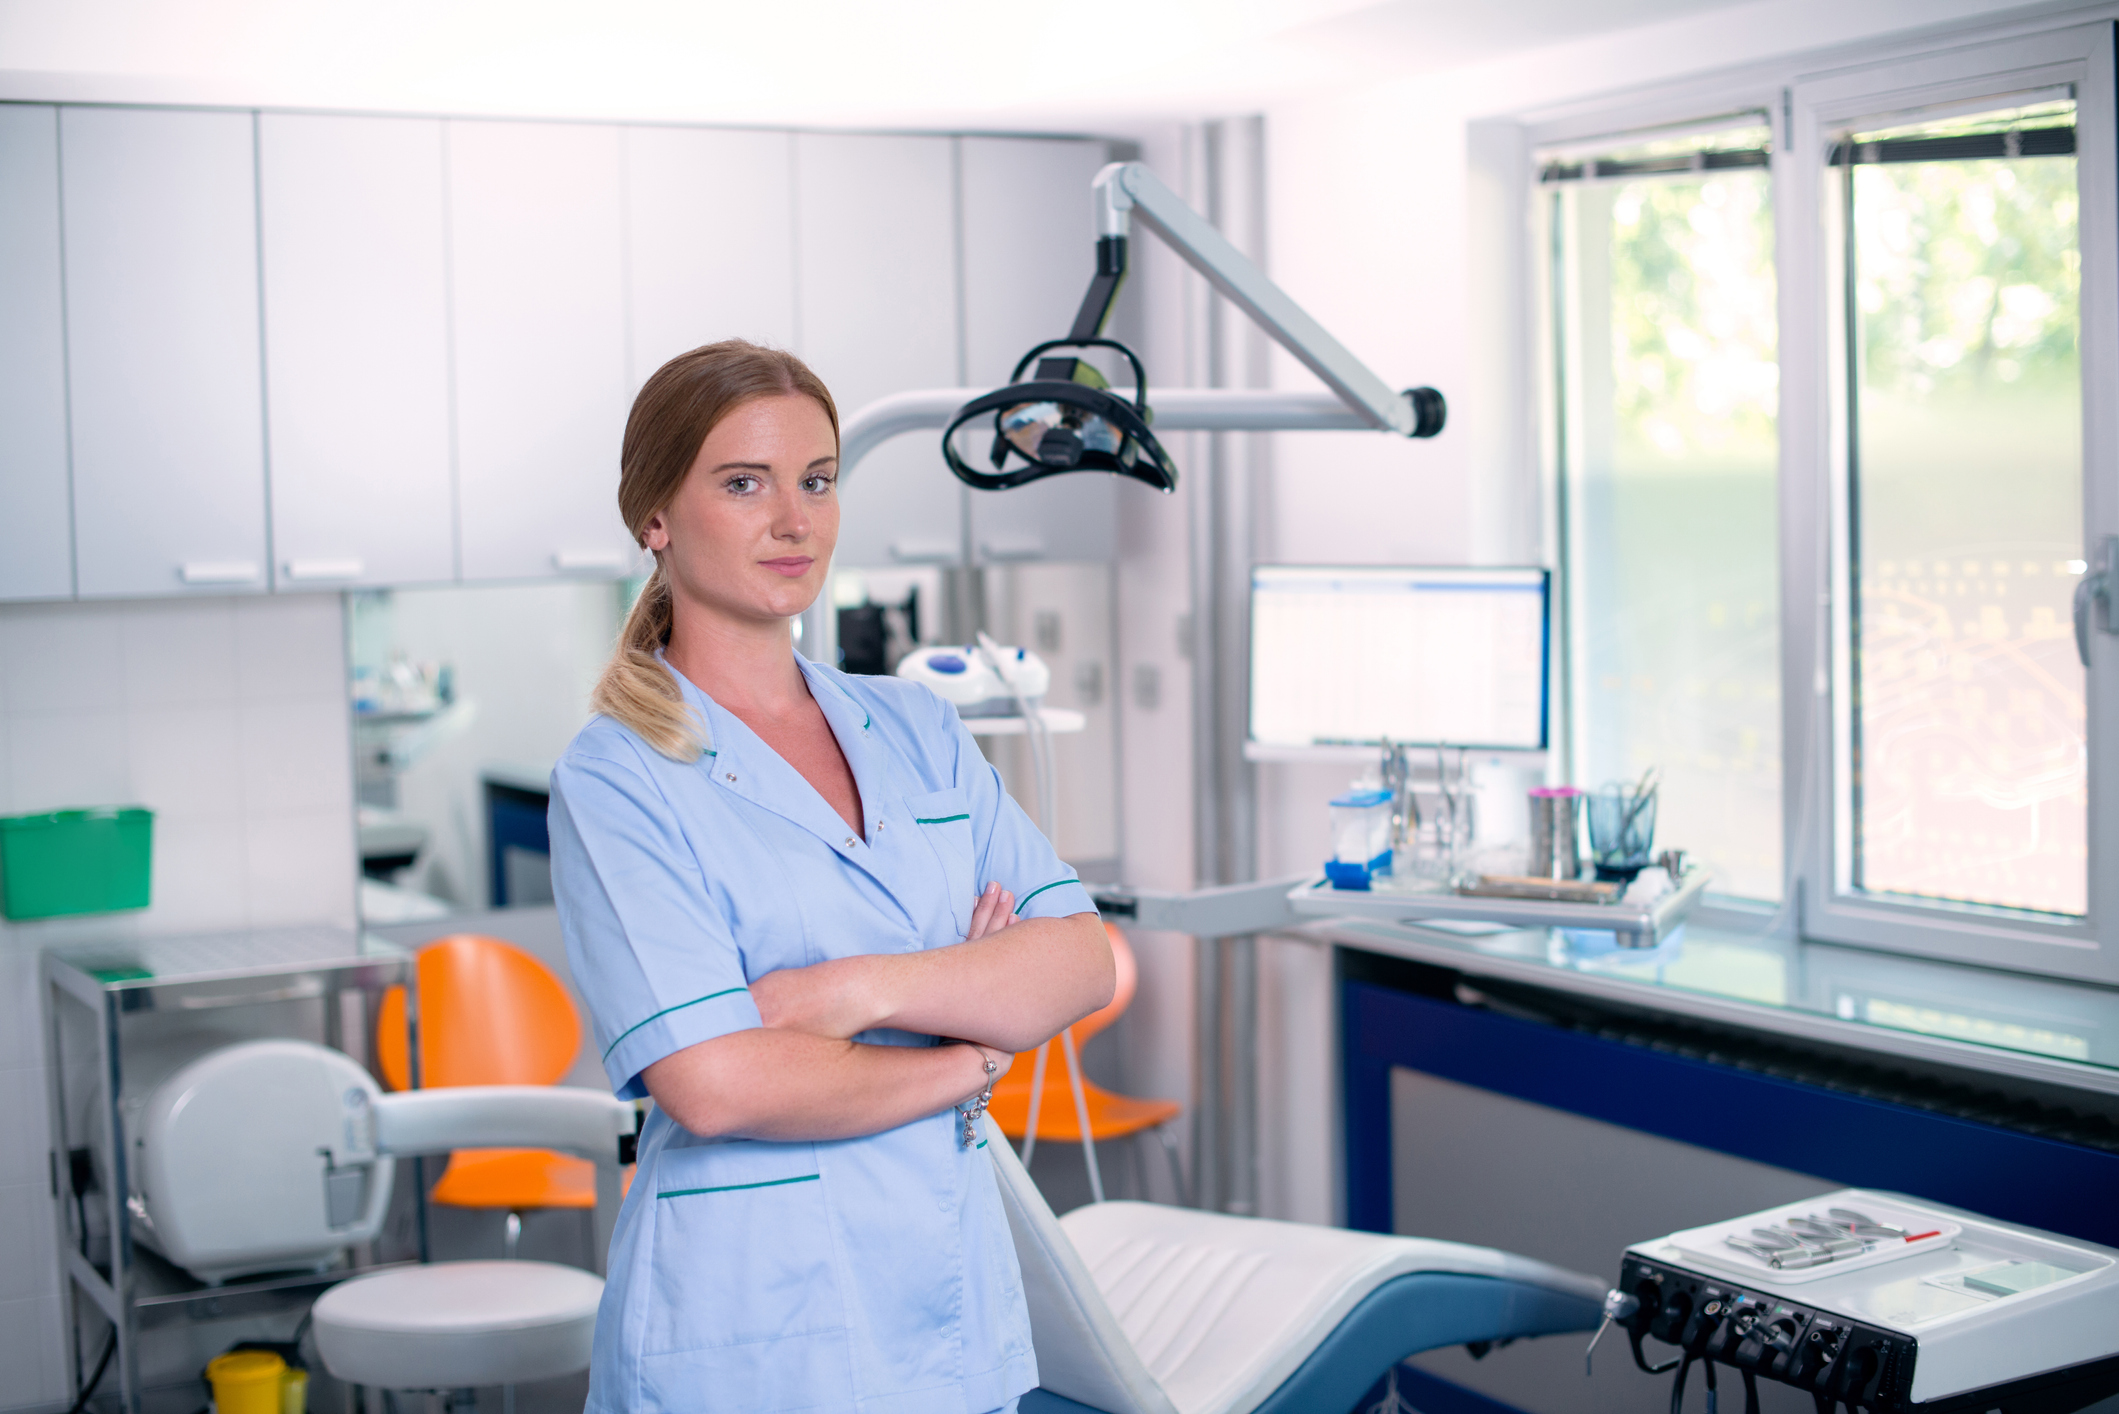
top-left (1786, 22), bottom-right (2119, 983)
top-left (1527, 15), bottom-right (2119, 983)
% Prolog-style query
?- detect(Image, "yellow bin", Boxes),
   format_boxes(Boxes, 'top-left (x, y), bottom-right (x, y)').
top-left (205, 1351), bottom-right (284, 1414)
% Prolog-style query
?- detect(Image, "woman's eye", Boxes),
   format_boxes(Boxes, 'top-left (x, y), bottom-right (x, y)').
top-left (805, 475), bottom-right (837, 495)
top-left (726, 475), bottom-right (758, 494)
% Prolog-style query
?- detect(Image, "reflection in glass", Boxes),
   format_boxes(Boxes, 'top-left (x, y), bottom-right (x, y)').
top-left (1556, 124), bottom-right (1783, 900)
top-left (348, 581), bottom-right (638, 921)
top-left (1843, 100), bottom-right (2084, 915)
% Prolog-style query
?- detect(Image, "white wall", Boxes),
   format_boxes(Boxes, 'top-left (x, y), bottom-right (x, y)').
top-left (0, 593), bottom-right (355, 1412)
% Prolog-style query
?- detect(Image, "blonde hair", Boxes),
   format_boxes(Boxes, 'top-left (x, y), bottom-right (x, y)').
top-left (592, 341), bottom-right (840, 761)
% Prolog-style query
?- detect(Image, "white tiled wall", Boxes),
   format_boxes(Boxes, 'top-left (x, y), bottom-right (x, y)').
top-left (0, 593), bottom-right (357, 1412)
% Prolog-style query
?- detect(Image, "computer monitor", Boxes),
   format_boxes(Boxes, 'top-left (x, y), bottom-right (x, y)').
top-left (1248, 565), bottom-right (1550, 751)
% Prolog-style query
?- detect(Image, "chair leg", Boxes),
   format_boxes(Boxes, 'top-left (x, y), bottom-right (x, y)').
top-left (1155, 1123), bottom-right (1191, 1208)
top-left (1058, 1029), bottom-right (1103, 1204)
top-left (1019, 1040), bottom-right (1050, 1169)
top-left (503, 1210), bottom-right (522, 1260)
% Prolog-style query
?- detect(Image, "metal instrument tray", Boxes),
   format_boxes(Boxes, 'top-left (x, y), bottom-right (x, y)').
top-left (1287, 865), bottom-right (1710, 945)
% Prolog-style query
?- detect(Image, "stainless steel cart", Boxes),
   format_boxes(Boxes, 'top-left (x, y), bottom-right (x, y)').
top-left (42, 927), bottom-right (414, 1414)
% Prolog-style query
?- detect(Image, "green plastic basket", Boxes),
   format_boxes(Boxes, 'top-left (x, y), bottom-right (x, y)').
top-left (0, 808), bottom-right (154, 921)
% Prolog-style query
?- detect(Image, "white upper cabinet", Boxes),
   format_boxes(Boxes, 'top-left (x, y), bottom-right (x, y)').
top-left (961, 137), bottom-right (1117, 565)
top-left (794, 133), bottom-right (962, 570)
top-left (625, 126), bottom-right (796, 385)
top-left (0, 105), bottom-right (73, 600)
top-left (260, 114), bottom-right (454, 590)
top-left (448, 120), bottom-right (638, 583)
top-left (62, 107), bottom-right (268, 598)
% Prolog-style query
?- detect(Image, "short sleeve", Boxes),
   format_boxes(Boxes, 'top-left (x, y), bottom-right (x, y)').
top-left (549, 746), bottom-right (764, 1099)
top-left (943, 705), bottom-right (1099, 923)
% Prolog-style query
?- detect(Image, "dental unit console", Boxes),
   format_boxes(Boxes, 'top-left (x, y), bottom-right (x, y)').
top-left (898, 642), bottom-right (1051, 715)
top-left (1601, 1190), bottom-right (2119, 1412)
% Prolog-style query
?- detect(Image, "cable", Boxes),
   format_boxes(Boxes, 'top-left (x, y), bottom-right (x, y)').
top-left (1630, 1329), bottom-right (1682, 1376)
top-left (67, 1331), bottom-right (115, 1414)
top-left (1742, 1369), bottom-right (1760, 1414)
top-left (1669, 1353), bottom-right (1694, 1414)
top-left (1703, 1357), bottom-right (1718, 1414)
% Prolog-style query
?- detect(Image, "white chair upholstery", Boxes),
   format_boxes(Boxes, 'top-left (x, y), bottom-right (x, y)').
top-left (312, 1260), bottom-right (603, 1391)
top-left (986, 1117), bottom-right (1604, 1414)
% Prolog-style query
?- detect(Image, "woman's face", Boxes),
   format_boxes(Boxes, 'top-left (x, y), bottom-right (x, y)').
top-left (642, 393), bottom-right (840, 629)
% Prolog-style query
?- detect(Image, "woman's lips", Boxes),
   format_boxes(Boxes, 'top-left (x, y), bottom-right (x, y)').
top-left (761, 556), bottom-right (814, 577)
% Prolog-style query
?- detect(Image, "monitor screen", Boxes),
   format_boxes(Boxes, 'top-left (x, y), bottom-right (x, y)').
top-left (1249, 565), bottom-right (1550, 750)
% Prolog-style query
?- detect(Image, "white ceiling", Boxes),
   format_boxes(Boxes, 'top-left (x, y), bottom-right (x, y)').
top-left (0, 0), bottom-right (1764, 130)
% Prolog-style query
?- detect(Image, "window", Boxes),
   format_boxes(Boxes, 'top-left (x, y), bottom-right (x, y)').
top-left (1795, 24), bottom-right (2119, 980)
top-left (1547, 119), bottom-right (1784, 902)
top-left (1536, 20), bottom-right (2119, 982)
top-left (1837, 97), bottom-right (2084, 916)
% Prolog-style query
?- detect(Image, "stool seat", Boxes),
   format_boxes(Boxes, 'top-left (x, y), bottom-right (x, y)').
top-left (312, 1260), bottom-right (602, 1390)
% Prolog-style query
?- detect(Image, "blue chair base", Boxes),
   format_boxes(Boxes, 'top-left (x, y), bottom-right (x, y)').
top-left (1019, 1271), bottom-right (1602, 1414)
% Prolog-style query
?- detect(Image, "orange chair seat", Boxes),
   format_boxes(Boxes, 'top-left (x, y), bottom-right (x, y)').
top-left (429, 1148), bottom-right (596, 1211)
top-left (986, 1073), bottom-right (1182, 1143)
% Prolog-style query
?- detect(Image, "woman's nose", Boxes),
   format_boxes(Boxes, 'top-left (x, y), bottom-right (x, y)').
top-left (772, 487), bottom-right (811, 540)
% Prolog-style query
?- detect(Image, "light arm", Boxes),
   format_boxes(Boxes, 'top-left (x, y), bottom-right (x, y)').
top-left (1092, 161), bottom-right (1443, 439)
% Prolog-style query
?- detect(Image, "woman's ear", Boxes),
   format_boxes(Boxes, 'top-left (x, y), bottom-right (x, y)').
top-left (641, 511), bottom-right (671, 553)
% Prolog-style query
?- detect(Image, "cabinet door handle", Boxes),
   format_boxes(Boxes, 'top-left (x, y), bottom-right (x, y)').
top-left (553, 549), bottom-right (627, 573)
top-left (179, 561), bottom-right (262, 585)
top-left (979, 537), bottom-right (1044, 563)
top-left (890, 540), bottom-right (960, 565)
top-left (284, 558), bottom-right (365, 582)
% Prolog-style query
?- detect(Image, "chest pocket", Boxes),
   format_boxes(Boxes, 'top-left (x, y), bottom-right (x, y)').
top-left (906, 786), bottom-right (977, 938)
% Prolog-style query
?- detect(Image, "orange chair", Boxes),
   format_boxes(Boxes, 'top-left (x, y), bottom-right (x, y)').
top-left (986, 922), bottom-right (1187, 1204)
top-left (377, 935), bottom-right (600, 1256)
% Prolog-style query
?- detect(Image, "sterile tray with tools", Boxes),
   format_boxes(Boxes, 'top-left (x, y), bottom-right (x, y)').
top-left (1286, 865), bottom-right (1711, 946)
top-left (1663, 1197), bottom-right (1964, 1284)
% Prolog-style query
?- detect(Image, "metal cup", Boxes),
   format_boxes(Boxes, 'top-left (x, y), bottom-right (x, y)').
top-left (1527, 787), bottom-right (1582, 879)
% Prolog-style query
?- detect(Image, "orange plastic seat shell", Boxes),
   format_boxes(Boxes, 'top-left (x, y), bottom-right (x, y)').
top-left (986, 922), bottom-right (1182, 1143)
top-left (375, 935), bottom-right (597, 1212)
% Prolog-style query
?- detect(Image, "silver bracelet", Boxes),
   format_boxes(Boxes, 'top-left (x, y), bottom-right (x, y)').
top-left (954, 1044), bottom-right (1000, 1149)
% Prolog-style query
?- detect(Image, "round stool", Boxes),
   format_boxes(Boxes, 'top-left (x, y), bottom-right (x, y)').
top-left (312, 1260), bottom-right (602, 1390)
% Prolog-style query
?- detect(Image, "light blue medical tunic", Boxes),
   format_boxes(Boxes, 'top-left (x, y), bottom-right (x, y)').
top-left (549, 652), bottom-right (1094, 1414)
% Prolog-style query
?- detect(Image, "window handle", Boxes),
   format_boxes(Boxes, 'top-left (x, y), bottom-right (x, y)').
top-left (2073, 534), bottom-right (2117, 668)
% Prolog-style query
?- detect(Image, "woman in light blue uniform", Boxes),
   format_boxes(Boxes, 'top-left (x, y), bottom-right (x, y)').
top-left (549, 341), bottom-right (1114, 1414)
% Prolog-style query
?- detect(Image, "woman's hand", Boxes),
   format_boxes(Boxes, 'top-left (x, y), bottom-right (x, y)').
top-left (965, 881), bottom-right (1016, 941)
top-left (750, 882), bottom-right (1018, 1038)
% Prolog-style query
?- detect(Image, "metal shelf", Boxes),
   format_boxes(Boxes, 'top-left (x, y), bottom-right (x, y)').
top-left (960, 707), bottom-right (1086, 736)
top-left (1287, 866), bottom-right (1711, 946)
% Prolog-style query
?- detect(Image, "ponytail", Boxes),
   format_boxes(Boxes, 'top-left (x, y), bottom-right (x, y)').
top-left (590, 561), bottom-right (703, 761)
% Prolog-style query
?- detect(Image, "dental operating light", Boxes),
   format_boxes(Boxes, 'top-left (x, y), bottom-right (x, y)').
top-left (940, 161), bottom-right (1446, 495)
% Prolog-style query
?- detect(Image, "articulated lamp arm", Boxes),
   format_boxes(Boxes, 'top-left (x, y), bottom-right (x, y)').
top-left (1090, 162), bottom-right (1443, 439)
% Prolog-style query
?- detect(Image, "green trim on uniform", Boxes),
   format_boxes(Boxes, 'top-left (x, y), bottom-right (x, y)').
top-left (914, 813), bottom-right (971, 825)
top-left (602, 986), bottom-right (749, 1061)
top-left (1015, 878), bottom-right (1079, 910)
top-left (976, 1139), bottom-right (988, 1149)
top-left (657, 1173), bottom-right (820, 1199)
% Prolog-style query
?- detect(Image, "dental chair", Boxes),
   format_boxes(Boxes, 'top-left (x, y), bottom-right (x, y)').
top-left (118, 1035), bottom-right (634, 1403)
top-left (309, 1081), bottom-right (634, 1398)
top-left (984, 1118), bottom-right (1605, 1414)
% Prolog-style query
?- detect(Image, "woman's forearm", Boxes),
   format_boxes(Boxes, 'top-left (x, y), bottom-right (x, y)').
top-left (643, 1030), bottom-right (994, 1141)
top-left (876, 913), bottom-right (1112, 1050)
top-left (752, 911), bottom-right (1113, 1054)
